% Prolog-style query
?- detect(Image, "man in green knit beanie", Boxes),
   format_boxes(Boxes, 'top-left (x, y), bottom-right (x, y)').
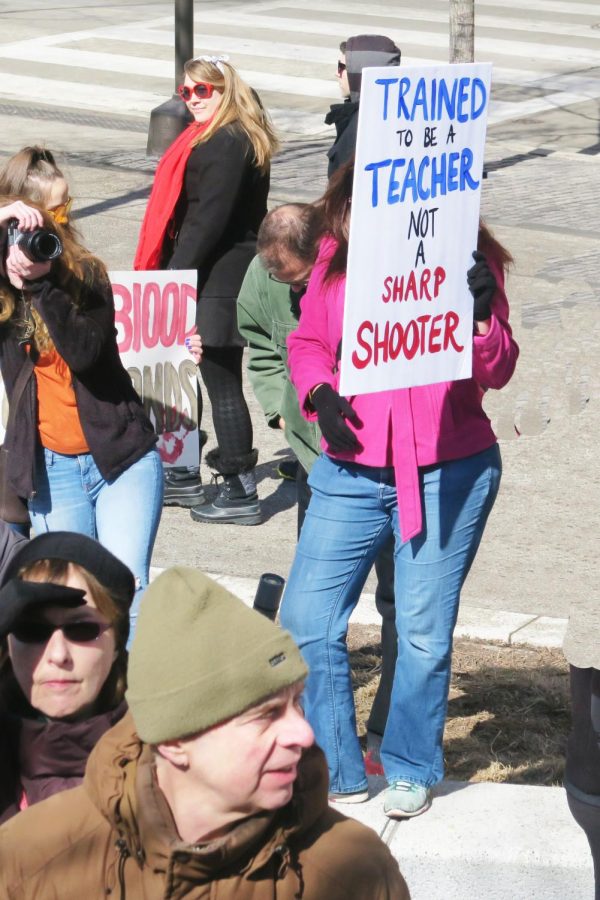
top-left (0, 567), bottom-right (409, 899)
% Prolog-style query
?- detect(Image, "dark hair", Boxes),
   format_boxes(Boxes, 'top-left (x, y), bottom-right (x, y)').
top-left (339, 40), bottom-right (347, 54)
top-left (477, 220), bottom-right (513, 270)
top-left (312, 159), bottom-right (355, 282)
top-left (311, 158), bottom-right (513, 281)
top-left (257, 203), bottom-right (322, 271)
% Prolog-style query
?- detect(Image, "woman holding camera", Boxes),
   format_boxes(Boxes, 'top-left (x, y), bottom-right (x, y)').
top-left (135, 55), bottom-right (278, 525)
top-left (0, 148), bottom-right (75, 537)
top-left (0, 197), bottom-right (163, 636)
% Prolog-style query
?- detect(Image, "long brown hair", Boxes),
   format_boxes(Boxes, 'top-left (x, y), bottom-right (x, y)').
top-left (183, 58), bottom-right (279, 171)
top-left (0, 194), bottom-right (109, 353)
top-left (0, 559), bottom-right (128, 717)
top-left (0, 146), bottom-right (79, 247)
top-left (311, 160), bottom-right (354, 282)
top-left (312, 159), bottom-right (513, 281)
top-left (0, 147), bottom-right (64, 206)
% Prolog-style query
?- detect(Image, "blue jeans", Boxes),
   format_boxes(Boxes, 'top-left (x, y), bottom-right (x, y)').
top-left (28, 447), bottom-right (164, 640)
top-left (280, 446), bottom-right (501, 794)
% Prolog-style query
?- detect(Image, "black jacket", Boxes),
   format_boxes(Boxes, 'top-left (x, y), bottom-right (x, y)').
top-left (0, 270), bottom-right (157, 500)
top-left (325, 100), bottom-right (359, 179)
top-left (167, 124), bottom-right (270, 347)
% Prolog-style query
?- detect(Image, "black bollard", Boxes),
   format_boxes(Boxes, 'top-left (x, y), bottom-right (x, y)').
top-left (146, 0), bottom-right (194, 156)
top-left (253, 573), bottom-right (285, 621)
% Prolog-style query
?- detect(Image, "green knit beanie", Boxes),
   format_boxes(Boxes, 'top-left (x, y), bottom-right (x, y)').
top-left (126, 567), bottom-right (308, 743)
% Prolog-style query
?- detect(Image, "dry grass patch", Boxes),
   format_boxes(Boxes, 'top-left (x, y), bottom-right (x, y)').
top-left (349, 624), bottom-right (570, 785)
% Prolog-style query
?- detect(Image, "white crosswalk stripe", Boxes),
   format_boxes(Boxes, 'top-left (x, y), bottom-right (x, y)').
top-left (0, 1), bottom-right (598, 138)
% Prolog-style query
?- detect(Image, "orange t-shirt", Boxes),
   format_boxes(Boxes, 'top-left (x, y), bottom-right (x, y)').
top-left (33, 348), bottom-right (90, 455)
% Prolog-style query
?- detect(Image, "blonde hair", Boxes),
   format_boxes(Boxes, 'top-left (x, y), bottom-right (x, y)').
top-left (0, 194), bottom-right (109, 353)
top-left (183, 58), bottom-right (279, 171)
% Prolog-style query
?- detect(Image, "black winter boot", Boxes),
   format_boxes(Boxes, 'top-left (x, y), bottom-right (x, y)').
top-left (164, 466), bottom-right (205, 508)
top-left (163, 431), bottom-right (208, 508)
top-left (190, 448), bottom-right (262, 525)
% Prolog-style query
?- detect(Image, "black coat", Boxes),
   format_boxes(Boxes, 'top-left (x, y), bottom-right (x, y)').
top-left (325, 100), bottom-right (359, 179)
top-left (167, 124), bottom-right (270, 348)
top-left (0, 271), bottom-right (157, 500)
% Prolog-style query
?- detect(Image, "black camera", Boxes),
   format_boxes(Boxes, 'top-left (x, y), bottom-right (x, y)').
top-left (6, 218), bottom-right (62, 263)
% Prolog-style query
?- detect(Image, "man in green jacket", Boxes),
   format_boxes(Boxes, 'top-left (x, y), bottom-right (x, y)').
top-left (0, 567), bottom-right (409, 899)
top-left (237, 204), bottom-right (397, 749)
top-left (238, 204), bottom-right (320, 534)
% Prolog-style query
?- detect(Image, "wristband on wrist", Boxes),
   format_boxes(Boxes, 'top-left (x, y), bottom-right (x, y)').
top-left (308, 383), bottom-right (325, 405)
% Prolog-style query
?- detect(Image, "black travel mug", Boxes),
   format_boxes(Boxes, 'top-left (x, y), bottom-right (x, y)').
top-left (253, 573), bottom-right (285, 621)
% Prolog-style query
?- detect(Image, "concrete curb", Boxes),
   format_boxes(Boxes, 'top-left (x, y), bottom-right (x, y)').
top-left (150, 567), bottom-right (568, 649)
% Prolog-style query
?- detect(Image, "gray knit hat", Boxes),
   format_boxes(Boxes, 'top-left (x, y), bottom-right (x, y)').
top-left (126, 567), bottom-right (308, 743)
top-left (345, 34), bottom-right (401, 101)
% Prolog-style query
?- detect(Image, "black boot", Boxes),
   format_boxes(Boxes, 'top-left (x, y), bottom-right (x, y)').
top-left (163, 430), bottom-right (208, 508)
top-left (164, 466), bottom-right (206, 508)
top-left (190, 448), bottom-right (262, 526)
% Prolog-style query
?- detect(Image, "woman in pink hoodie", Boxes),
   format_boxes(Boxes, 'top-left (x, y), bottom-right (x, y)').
top-left (281, 164), bottom-right (518, 819)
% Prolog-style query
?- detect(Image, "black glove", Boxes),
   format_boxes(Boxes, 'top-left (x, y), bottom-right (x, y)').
top-left (467, 251), bottom-right (497, 322)
top-left (311, 384), bottom-right (360, 453)
top-left (0, 580), bottom-right (85, 638)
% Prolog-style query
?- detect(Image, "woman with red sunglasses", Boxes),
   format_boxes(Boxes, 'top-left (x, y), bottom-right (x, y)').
top-left (0, 531), bottom-right (133, 823)
top-left (135, 56), bottom-right (279, 525)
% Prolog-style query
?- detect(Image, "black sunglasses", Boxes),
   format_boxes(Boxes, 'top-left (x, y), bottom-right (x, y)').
top-left (11, 620), bottom-right (110, 645)
top-left (337, 61), bottom-right (347, 76)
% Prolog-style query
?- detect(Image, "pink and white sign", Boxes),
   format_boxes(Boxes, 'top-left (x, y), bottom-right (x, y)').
top-left (0, 270), bottom-right (200, 469)
top-left (111, 270), bottom-right (199, 468)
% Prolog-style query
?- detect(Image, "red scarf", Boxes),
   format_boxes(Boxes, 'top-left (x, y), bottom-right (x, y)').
top-left (133, 121), bottom-right (208, 271)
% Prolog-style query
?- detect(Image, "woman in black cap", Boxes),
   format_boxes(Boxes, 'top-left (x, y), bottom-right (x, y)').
top-left (0, 531), bottom-right (134, 823)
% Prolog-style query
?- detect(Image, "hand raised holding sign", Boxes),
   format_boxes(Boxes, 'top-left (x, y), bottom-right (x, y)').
top-left (467, 250), bottom-right (497, 322)
top-left (184, 329), bottom-right (203, 366)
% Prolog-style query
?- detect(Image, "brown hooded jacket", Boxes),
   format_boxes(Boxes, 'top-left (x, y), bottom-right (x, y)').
top-left (0, 713), bottom-right (409, 899)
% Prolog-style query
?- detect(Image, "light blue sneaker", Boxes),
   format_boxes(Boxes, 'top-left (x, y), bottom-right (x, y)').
top-left (384, 781), bottom-right (432, 819)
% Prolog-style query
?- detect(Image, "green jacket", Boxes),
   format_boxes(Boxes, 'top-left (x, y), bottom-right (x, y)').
top-left (237, 256), bottom-right (320, 475)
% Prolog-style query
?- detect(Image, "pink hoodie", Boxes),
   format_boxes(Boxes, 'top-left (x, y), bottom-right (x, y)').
top-left (287, 237), bottom-right (519, 541)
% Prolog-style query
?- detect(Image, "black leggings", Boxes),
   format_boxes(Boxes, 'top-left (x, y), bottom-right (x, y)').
top-left (198, 346), bottom-right (253, 464)
top-left (567, 792), bottom-right (600, 900)
top-left (566, 666), bottom-right (600, 899)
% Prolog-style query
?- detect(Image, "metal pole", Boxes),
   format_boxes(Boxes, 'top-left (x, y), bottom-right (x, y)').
top-left (174, 0), bottom-right (194, 88)
top-left (449, 0), bottom-right (475, 64)
top-left (146, 0), bottom-right (194, 157)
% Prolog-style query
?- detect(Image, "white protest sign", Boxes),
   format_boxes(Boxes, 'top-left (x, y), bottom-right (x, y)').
top-left (111, 270), bottom-right (199, 468)
top-left (0, 270), bottom-right (200, 470)
top-left (339, 62), bottom-right (492, 396)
